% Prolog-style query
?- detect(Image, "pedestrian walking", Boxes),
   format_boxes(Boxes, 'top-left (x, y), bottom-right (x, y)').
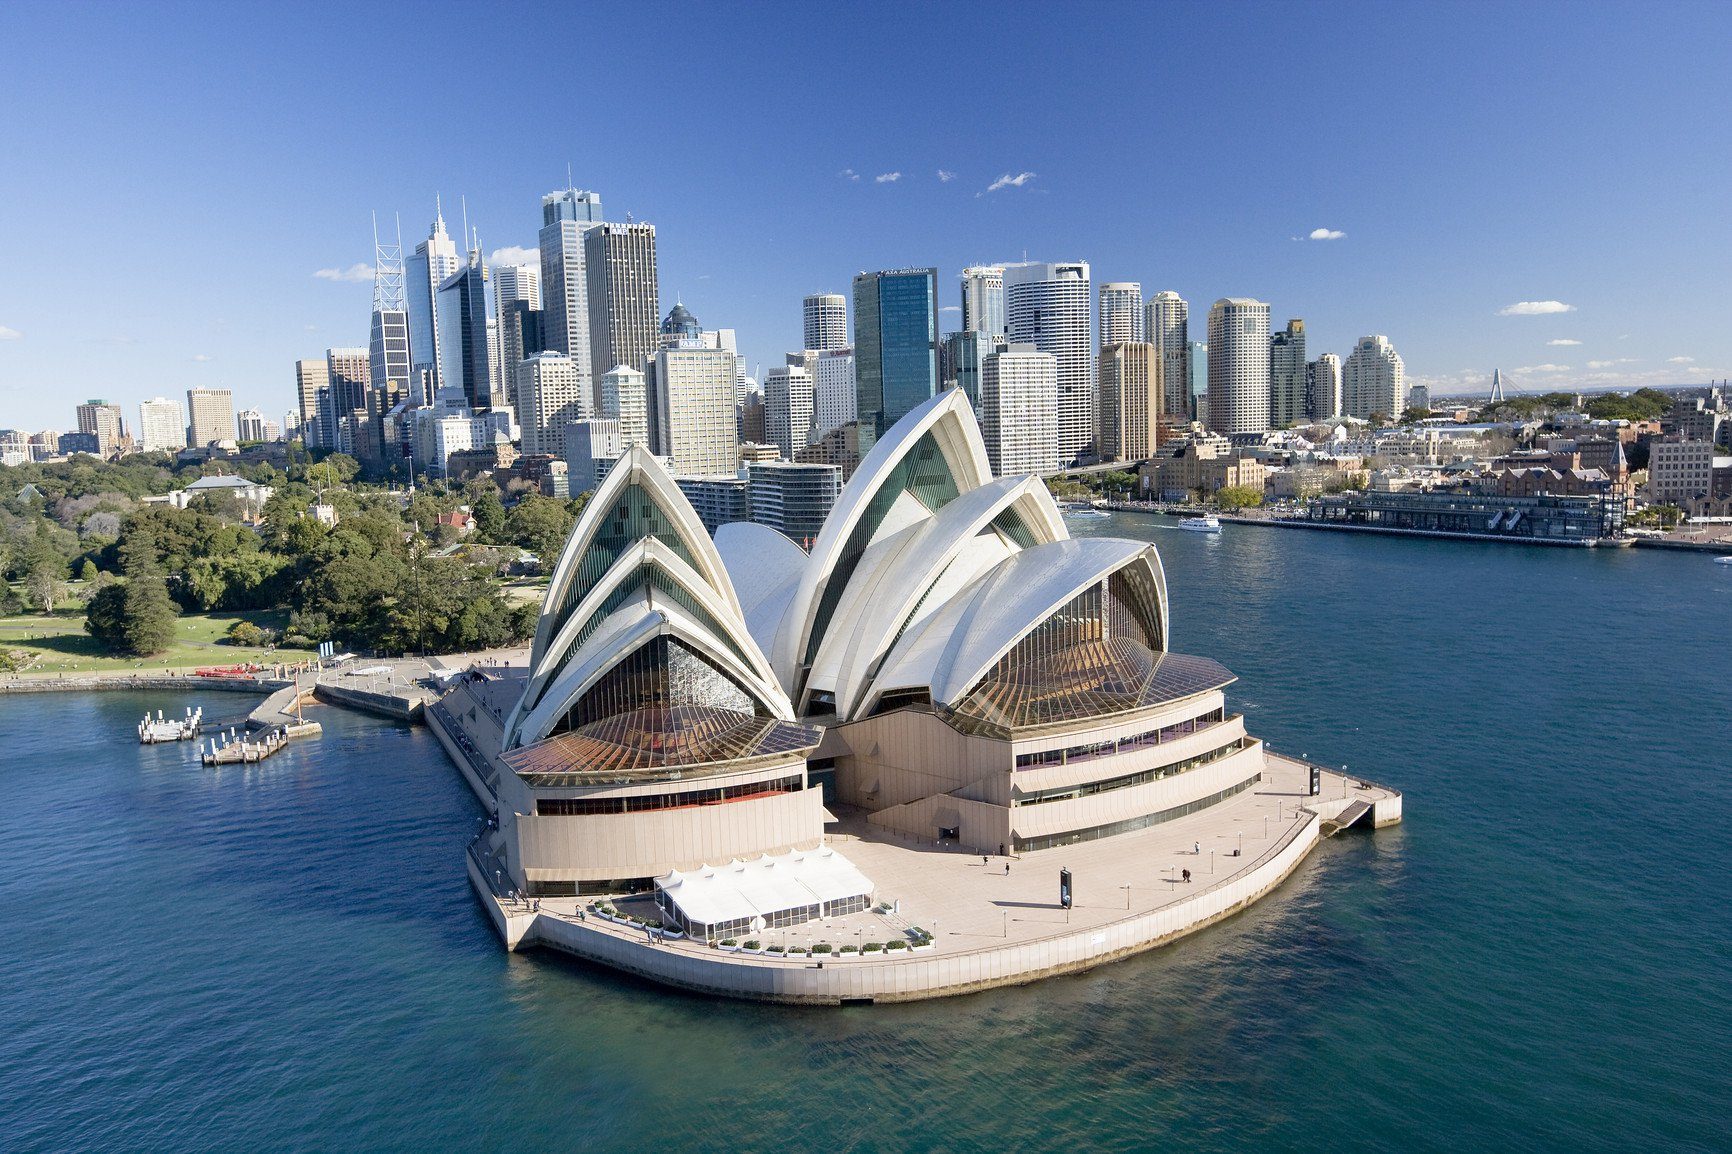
top-left (1182, 869), bottom-right (1192, 883)
top-left (1193, 840), bottom-right (1200, 855)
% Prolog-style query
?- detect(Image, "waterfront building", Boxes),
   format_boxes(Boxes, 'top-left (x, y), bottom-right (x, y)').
top-left (812, 348), bottom-right (856, 439)
top-left (1648, 438), bottom-right (1717, 504)
top-left (1269, 319), bottom-right (1307, 429)
top-left (515, 352), bottom-right (586, 458)
top-left (1342, 335), bottom-right (1406, 422)
top-left (1147, 292), bottom-right (1190, 426)
top-left (960, 265), bottom-right (1006, 338)
top-left (186, 387), bottom-right (235, 448)
top-left (853, 268), bottom-right (940, 446)
top-left (765, 364), bottom-right (816, 463)
top-left (1099, 282), bottom-right (1144, 347)
top-left (1307, 487), bottom-right (1617, 541)
top-left (748, 460), bottom-right (842, 543)
top-left (437, 247), bottom-right (496, 411)
top-left (599, 364), bottom-right (650, 450)
top-left (1206, 299), bottom-right (1270, 435)
top-left (1098, 341), bottom-right (1163, 463)
top-left (981, 342), bottom-right (1060, 478)
top-left (407, 202), bottom-right (460, 399)
top-left (538, 186), bottom-right (604, 409)
top-left (584, 221), bottom-right (660, 394)
top-left (137, 397), bottom-right (186, 452)
top-left (802, 293), bottom-right (848, 351)
top-left (1309, 353), bottom-right (1342, 421)
top-left (650, 342), bottom-right (738, 475)
top-left (1140, 438), bottom-right (1268, 501)
top-left (1005, 261), bottom-right (1094, 465)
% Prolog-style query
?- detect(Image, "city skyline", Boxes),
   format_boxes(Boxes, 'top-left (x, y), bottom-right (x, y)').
top-left (2, 2), bottom-right (1730, 430)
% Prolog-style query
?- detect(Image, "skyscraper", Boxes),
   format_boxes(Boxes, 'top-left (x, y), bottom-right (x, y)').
top-left (514, 352), bottom-right (585, 457)
top-left (138, 397), bottom-right (186, 452)
top-left (765, 364), bottom-right (816, 462)
top-left (585, 221), bottom-right (660, 397)
top-left (1342, 335), bottom-right (1406, 421)
top-left (368, 223), bottom-right (411, 463)
top-left (294, 359), bottom-right (329, 446)
top-left (599, 364), bottom-right (650, 450)
top-left (75, 400), bottom-right (125, 456)
top-left (812, 348), bottom-right (857, 439)
top-left (960, 265), bottom-right (1005, 338)
top-left (323, 349), bottom-right (370, 452)
top-left (1188, 342), bottom-right (1209, 420)
top-left (1206, 298), bottom-right (1271, 434)
top-left (1099, 282), bottom-right (1145, 347)
top-left (494, 263), bottom-right (542, 407)
top-left (186, 387), bottom-right (236, 447)
top-left (1269, 318), bottom-right (1308, 429)
top-left (803, 293), bottom-right (848, 351)
top-left (940, 330), bottom-right (1003, 412)
top-left (1004, 261), bottom-right (1094, 465)
top-left (1309, 353), bottom-right (1342, 421)
top-left (406, 201), bottom-right (459, 402)
top-left (852, 268), bottom-right (940, 445)
top-left (1147, 291), bottom-right (1190, 424)
top-left (980, 343), bottom-right (1060, 478)
top-left (436, 245), bottom-right (495, 411)
top-left (1098, 342), bottom-right (1162, 463)
top-left (236, 409), bottom-right (268, 442)
top-left (650, 342), bottom-right (737, 475)
top-left (538, 186), bottom-right (604, 409)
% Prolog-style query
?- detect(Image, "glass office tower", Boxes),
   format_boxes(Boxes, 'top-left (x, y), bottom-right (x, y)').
top-left (852, 268), bottom-right (939, 449)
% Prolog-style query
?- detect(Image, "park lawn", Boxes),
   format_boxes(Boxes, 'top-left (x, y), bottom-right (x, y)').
top-left (0, 602), bottom-right (315, 675)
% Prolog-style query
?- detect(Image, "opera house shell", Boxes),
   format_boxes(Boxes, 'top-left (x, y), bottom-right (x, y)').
top-left (490, 389), bottom-right (1268, 897)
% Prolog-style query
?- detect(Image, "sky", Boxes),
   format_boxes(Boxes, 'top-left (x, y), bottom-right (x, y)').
top-left (2, 0), bottom-right (1730, 432)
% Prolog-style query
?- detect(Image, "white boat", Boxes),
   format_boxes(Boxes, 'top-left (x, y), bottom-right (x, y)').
top-left (1178, 514), bottom-right (1222, 534)
top-left (1061, 502), bottom-right (1108, 519)
top-left (1715, 555), bottom-right (1732, 566)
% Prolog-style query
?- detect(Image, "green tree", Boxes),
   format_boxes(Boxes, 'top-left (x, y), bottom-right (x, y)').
top-left (77, 558), bottom-right (98, 583)
top-left (506, 494), bottom-right (576, 561)
top-left (1214, 485), bottom-right (1264, 511)
top-left (470, 489), bottom-right (506, 543)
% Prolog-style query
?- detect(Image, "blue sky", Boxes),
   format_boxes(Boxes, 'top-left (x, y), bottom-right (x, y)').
top-left (2, 0), bottom-right (1729, 431)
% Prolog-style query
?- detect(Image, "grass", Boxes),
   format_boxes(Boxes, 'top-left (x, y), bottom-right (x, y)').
top-left (0, 589), bottom-right (315, 675)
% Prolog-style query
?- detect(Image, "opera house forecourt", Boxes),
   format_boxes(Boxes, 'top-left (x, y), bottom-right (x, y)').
top-left (435, 391), bottom-right (1401, 1004)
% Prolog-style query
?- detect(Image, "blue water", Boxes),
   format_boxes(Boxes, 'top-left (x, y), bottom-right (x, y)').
top-left (2, 520), bottom-right (1728, 1152)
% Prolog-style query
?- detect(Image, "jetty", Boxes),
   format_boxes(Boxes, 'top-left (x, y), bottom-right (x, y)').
top-left (138, 706), bottom-right (202, 744)
top-left (202, 725), bottom-right (292, 765)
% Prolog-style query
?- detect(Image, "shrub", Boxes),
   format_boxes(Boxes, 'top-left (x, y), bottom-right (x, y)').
top-left (840, 945), bottom-right (858, 954)
top-left (743, 940), bottom-right (761, 951)
top-left (811, 944), bottom-right (832, 955)
top-left (885, 940), bottom-right (909, 951)
top-left (225, 620), bottom-right (272, 647)
top-left (788, 946), bottom-right (807, 955)
top-left (720, 938), bottom-right (738, 948)
top-left (765, 945), bottom-right (785, 954)
top-left (863, 942), bottom-right (883, 953)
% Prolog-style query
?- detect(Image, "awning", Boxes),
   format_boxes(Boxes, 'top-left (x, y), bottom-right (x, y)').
top-left (656, 847), bottom-right (873, 928)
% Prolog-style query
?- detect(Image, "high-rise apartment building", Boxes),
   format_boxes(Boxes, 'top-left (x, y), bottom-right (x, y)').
top-left (436, 247), bottom-right (496, 411)
top-left (1099, 282), bottom-right (1145, 347)
top-left (294, 359), bottom-right (329, 446)
top-left (599, 364), bottom-right (650, 450)
top-left (650, 343), bottom-right (736, 475)
top-left (538, 186), bottom-right (604, 409)
top-left (803, 293), bottom-right (848, 351)
top-left (515, 352), bottom-right (585, 458)
top-left (960, 265), bottom-right (1005, 338)
top-left (1309, 353), bottom-right (1342, 421)
top-left (138, 397), bottom-right (186, 452)
top-left (1098, 342), bottom-right (1163, 463)
top-left (1147, 291), bottom-right (1190, 424)
top-left (1004, 261), bottom-right (1094, 465)
top-left (747, 461), bottom-right (842, 544)
top-left (186, 387), bottom-right (236, 447)
top-left (406, 202), bottom-right (460, 401)
top-left (1342, 335), bottom-right (1406, 421)
top-left (75, 400), bottom-right (126, 456)
top-left (585, 221), bottom-right (660, 398)
top-left (1206, 298), bottom-right (1271, 434)
top-left (1188, 342), bottom-right (1209, 420)
top-left (812, 348), bottom-right (857, 439)
top-left (765, 364), bottom-right (816, 462)
top-left (852, 268), bottom-right (940, 445)
top-left (980, 342), bottom-right (1060, 478)
top-left (1269, 319), bottom-right (1308, 429)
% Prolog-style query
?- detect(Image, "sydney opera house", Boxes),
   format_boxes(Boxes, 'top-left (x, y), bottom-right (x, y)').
top-left (472, 389), bottom-right (1278, 942)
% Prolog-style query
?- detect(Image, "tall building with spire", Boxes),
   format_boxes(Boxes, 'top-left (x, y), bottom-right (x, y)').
top-left (538, 186), bottom-right (603, 408)
top-left (436, 242), bottom-right (496, 411)
top-left (367, 217), bottom-right (411, 465)
top-left (406, 201), bottom-right (459, 405)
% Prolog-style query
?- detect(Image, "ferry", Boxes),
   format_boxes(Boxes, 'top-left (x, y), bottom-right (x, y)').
top-left (1061, 502), bottom-right (1109, 520)
top-left (1178, 514), bottom-right (1222, 534)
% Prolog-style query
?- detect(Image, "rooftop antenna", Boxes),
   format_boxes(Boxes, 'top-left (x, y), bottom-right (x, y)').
top-left (461, 195), bottom-right (470, 253)
top-left (435, 192), bottom-right (445, 230)
top-left (567, 161), bottom-right (574, 189)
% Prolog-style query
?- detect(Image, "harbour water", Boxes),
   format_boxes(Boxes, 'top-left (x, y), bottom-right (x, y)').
top-left (2, 516), bottom-right (1728, 1151)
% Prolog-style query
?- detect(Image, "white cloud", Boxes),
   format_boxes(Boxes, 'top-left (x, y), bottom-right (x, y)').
top-left (875, 171), bottom-right (901, 183)
top-left (1586, 359), bottom-right (1636, 369)
top-left (1515, 363), bottom-right (1571, 373)
top-left (937, 169), bottom-right (956, 182)
top-left (1308, 228), bottom-right (1345, 240)
top-left (0, 325), bottom-right (20, 341)
top-left (987, 171), bottom-right (1036, 192)
top-left (313, 263), bottom-right (375, 283)
top-left (191, 354), bottom-right (213, 363)
top-left (303, 324), bottom-right (318, 332)
top-left (1498, 300), bottom-right (1575, 316)
top-left (838, 168), bottom-right (861, 181)
top-left (489, 244), bottom-right (536, 266)
top-left (1667, 355), bottom-right (1694, 364)
top-left (1546, 339), bottom-right (1582, 346)
top-left (939, 305), bottom-right (961, 313)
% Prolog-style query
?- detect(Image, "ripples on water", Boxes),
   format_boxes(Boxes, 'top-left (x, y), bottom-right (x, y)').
top-left (1, 521), bottom-right (1727, 1152)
